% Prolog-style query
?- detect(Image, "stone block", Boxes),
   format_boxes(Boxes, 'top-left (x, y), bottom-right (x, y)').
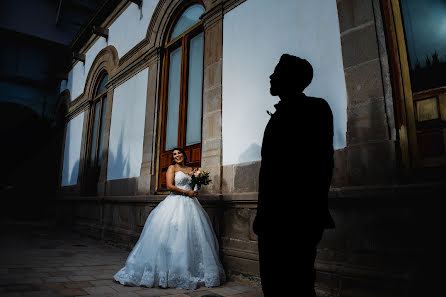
top-left (202, 111), bottom-right (221, 141)
top-left (203, 61), bottom-right (222, 91)
top-left (222, 164), bottom-right (234, 193)
top-left (346, 140), bottom-right (396, 185)
top-left (136, 174), bottom-right (151, 195)
top-left (347, 97), bottom-right (390, 144)
top-left (201, 155), bottom-right (220, 168)
top-left (105, 177), bottom-right (138, 196)
top-left (118, 205), bottom-right (130, 225)
top-left (203, 86), bottom-right (222, 114)
top-left (204, 21), bottom-right (223, 67)
top-left (347, 126), bottom-right (389, 145)
top-left (337, 0), bottom-right (374, 33)
top-left (138, 205), bottom-right (153, 226)
top-left (233, 161), bottom-right (260, 193)
top-left (222, 254), bottom-right (260, 276)
top-left (223, 208), bottom-right (252, 240)
top-left (331, 148), bottom-right (348, 188)
top-left (202, 138), bottom-right (222, 158)
top-left (345, 59), bottom-right (384, 107)
top-left (341, 23), bottom-right (380, 69)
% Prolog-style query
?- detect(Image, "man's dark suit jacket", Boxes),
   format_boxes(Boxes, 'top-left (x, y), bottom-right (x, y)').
top-left (253, 93), bottom-right (335, 235)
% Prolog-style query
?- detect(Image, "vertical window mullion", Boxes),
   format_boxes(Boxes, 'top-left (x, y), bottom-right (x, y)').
top-left (161, 50), bottom-right (170, 153)
top-left (92, 99), bottom-right (101, 168)
top-left (179, 36), bottom-right (189, 148)
top-left (97, 96), bottom-right (106, 166)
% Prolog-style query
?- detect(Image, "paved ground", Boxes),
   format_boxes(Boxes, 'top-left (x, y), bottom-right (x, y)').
top-left (0, 219), bottom-right (263, 297)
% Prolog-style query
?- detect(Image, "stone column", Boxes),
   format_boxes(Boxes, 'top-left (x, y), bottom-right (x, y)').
top-left (336, 0), bottom-right (397, 185)
top-left (138, 50), bottom-right (161, 195)
top-left (200, 5), bottom-right (224, 194)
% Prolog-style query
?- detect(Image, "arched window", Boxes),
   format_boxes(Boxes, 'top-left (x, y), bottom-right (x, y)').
top-left (84, 72), bottom-right (108, 194)
top-left (158, 3), bottom-right (205, 189)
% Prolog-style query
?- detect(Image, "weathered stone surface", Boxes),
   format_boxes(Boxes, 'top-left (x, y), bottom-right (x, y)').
top-left (337, 0), bottom-right (374, 33)
top-left (222, 254), bottom-right (260, 277)
top-left (346, 140), bottom-right (396, 185)
top-left (223, 208), bottom-right (252, 240)
top-left (202, 111), bottom-right (221, 141)
top-left (233, 161), bottom-right (260, 193)
top-left (344, 58), bottom-right (384, 107)
top-left (331, 148), bottom-right (347, 188)
top-left (202, 138), bottom-right (222, 158)
top-left (201, 155), bottom-right (220, 168)
top-left (222, 164), bottom-right (234, 193)
top-left (341, 23), bottom-right (380, 69)
top-left (203, 61), bottom-right (222, 92)
top-left (136, 172), bottom-right (152, 195)
top-left (204, 21), bottom-right (223, 67)
top-left (105, 177), bottom-right (138, 196)
top-left (204, 86), bottom-right (222, 114)
top-left (347, 98), bottom-right (389, 144)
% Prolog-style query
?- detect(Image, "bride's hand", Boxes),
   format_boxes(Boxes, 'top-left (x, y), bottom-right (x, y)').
top-left (186, 190), bottom-right (198, 198)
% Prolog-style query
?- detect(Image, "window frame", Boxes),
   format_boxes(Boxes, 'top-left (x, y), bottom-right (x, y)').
top-left (382, 0), bottom-right (446, 170)
top-left (157, 3), bottom-right (205, 192)
top-left (83, 71), bottom-right (108, 194)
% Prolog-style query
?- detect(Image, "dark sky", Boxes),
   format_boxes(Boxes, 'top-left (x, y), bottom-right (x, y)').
top-left (401, 0), bottom-right (446, 68)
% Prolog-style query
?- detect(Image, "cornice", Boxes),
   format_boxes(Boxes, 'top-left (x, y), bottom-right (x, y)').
top-left (106, 47), bottom-right (161, 90)
top-left (201, 2), bottom-right (224, 29)
top-left (66, 97), bottom-right (90, 121)
top-left (223, 0), bottom-right (247, 14)
top-left (119, 39), bottom-right (150, 66)
top-left (69, 0), bottom-right (130, 71)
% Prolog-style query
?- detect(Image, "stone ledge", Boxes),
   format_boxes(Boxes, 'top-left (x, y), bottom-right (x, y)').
top-left (221, 247), bottom-right (259, 261)
top-left (56, 182), bottom-right (446, 203)
top-left (315, 261), bottom-right (409, 281)
top-left (55, 194), bottom-right (223, 203)
top-left (222, 192), bottom-right (258, 202)
top-left (329, 182), bottom-right (446, 200)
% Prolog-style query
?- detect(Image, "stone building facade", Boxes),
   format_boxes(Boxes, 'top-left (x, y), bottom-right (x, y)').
top-left (57, 0), bottom-right (446, 296)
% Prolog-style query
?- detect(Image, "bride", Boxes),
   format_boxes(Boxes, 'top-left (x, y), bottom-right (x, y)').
top-left (113, 148), bottom-right (225, 289)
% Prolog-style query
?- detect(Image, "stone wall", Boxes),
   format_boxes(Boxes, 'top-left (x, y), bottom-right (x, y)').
top-left (54, 0), bottom-right (446, 296)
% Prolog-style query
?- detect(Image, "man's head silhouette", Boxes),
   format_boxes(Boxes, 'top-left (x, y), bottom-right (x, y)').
top-left (270, 54), bottom-right (313, 97)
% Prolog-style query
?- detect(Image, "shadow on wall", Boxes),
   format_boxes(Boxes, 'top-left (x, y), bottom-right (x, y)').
top-left (107, 129), bottom-right (131, 181)
top-left (238, 143), bottom-right (262, 164)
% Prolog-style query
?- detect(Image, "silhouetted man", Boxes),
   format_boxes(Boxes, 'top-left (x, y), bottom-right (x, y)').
top-left (253, 54), bottom-right (335, 297)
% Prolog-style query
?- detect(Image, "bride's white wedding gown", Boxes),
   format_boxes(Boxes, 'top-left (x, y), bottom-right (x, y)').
top-left (113, 171), bottom-right (225, 289)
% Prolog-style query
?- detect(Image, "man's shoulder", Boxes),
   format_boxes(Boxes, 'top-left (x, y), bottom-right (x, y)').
top-left (305, 96), bottom-right (332, 113)
top-left (306, 96), bottom-right (328, 106)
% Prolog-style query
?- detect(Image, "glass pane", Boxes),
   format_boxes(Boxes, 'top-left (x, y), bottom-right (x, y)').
top-left (169, 4), bottom-right (205, 41)
top-left (186, 32), bottom-right (204, 146)
top-left (90, 101), bottom-right (100, 166)
top-left (97, 98), bottom-right (107, 166)
top-left (165, 47), bottom-right (182, 151)
top-left (95, 74), bottom-right (108, 96)
top-left (401, 0), bottom-right (446, 92)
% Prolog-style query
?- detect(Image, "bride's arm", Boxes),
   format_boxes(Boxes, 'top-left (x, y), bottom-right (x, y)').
top-left (166, 165), bottom-right (197, 197)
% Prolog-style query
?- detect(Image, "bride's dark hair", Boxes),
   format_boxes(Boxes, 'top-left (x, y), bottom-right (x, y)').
top-left (171, 147), bottom-right (188, 165)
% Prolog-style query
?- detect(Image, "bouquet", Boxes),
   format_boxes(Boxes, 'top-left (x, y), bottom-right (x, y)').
top-left (189, 168), bottom-right (212, 191)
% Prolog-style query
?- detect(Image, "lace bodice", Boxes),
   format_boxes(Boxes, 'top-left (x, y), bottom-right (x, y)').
top-left (175, 171), bottom-right (192, 191)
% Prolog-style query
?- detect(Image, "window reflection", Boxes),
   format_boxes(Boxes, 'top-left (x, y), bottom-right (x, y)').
top-left (169, 4), bottom-right (205, 41)
top-left (401, 0), bottom-right (446, 92)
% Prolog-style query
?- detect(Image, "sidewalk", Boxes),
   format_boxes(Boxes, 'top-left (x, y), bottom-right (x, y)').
top-left (0, 219), bottom-right (263, 297)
